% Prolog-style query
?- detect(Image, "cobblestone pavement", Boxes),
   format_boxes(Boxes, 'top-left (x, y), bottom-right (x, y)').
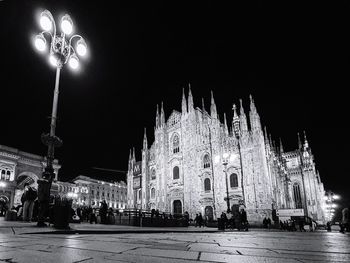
top-left (0, 229), bottom-right (349, 262)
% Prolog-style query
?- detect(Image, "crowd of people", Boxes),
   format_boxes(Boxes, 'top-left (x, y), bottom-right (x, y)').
top-left (218, 209), bottom-right (249, 231)
top-left (2, 185), bottom-right (349, 234)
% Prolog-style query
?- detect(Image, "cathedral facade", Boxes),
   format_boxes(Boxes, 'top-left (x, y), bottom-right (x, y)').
top-left (126, 88), bottom-right (326, 225)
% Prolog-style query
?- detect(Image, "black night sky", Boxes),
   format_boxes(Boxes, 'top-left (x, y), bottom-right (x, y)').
top-left (0, 1), bottom-right (349, 211)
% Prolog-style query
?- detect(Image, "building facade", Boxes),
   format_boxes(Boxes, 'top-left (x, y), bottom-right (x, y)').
top-left (56, 175), bottom-right (127, 209)
top-left (0, 145), bottom-right (127, 211)
top-left (0, 144), bottom-right (60, 208)
top-left (126, 88), bottom-right (326, 225)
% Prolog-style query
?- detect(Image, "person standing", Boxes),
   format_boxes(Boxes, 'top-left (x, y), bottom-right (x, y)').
top-left (267, 217), bottom-right (272, 229)
top-left (220, 212), bottom-right (227, 231)
top-left (37, 172), bottom-right (52, 227)
top-left (99, 200), bottom-right (108, 224)
top-left (240, 208), bottom-right (248, 231)
top-left (22, 183), bottom-right (37, 222)
top-left (198, 212), bottom-right (204, 227)
top-left (340, 207), bottom-right (349, 233)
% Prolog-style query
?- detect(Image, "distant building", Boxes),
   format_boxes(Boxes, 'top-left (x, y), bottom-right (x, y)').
top-left (56, 175), bottom-right (127, 209)
top-left (0, 144), bottom-right (60, 208)
top-left (0, 144), bottom-right (127, 211)
top-left (126, 88), bottom-right (327, 225)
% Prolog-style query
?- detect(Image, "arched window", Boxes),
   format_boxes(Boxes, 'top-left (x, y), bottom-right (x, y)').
top-left (151, 169), bottom-right (156, 180)
top-left (204, 178), bottom-right (211, 191)
top-left (203, 154), bottom-right (211, 168)
top-left (173, 135), bottom-right (180, 153)
top-left (173, 166), bottom-right (179, 180)
top-left (151, 188), bottom-right (155, 199)
top-left (1, 170), bottom-right (5, 180)
top-left (293, 183), bottom-right (302, 209)
top-left (230, 173), bottom-right (238, 188)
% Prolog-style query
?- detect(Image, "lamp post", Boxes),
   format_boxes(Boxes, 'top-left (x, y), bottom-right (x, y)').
top-left (33, 10), bottom-right (87, 227)
top-left (232, 104), bottom-right (246, 208)
top-left (324, 191), bottom-right (340, 223)
top-left (33, 9), bottom-right (87, 184)
top-left (299, 141), bottom-right (309, 220)
top-left (215, 152), bottom-right (236, 213)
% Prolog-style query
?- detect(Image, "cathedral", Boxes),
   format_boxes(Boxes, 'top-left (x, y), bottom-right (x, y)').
top-left (126, 87), bottom-right (326, 225)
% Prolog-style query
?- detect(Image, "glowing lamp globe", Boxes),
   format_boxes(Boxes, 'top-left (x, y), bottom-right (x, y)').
top-left (61, 14), bottom-right (73, 35)
top-left (40, 11), bottom-right (52, 31)
top-left (35, 34), bottom-right (46, 52)
top-left (76, 39), bottom-right (87, 56)
top-left (69, 55), bottom-right (79, 69)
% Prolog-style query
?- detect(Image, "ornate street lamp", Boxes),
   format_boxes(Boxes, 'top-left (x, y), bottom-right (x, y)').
top-left (324, 191), bottom-right (340, 223)
top-left (232, 104), bottom-right (246, 208)
top-left (215, 152), bottom-right (236, 213)
top-left (33, 9), bottom-right (88, 178)
top-left (33, 9), bottom-right (88, 226)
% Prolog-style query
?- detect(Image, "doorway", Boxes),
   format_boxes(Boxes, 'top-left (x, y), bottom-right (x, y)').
top-left (205, 206), bottom-right (214, 221)
top-left (173, 200), bottom-right (182, 215)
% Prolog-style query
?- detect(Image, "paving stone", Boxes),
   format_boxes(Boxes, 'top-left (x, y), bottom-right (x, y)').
top-left (200, 252), bottom-right (301, 263)
top-left (123, 247), bottom-right (199, 260)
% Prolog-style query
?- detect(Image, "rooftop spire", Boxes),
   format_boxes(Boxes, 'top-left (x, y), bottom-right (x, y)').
top-left (188, 83), bottom-right (194, 111)
top-left (201, 97), bottom-right (205, 113)
top-left (239, 99), bottom-right (248, 132)
top-left (160, 101), bottom-right (165, 126)
top-left (303, 130), bottom-right (309, 149)
top-left (181, 87), bottom-right (187, 114)
top-left (155, 104), bottom-right (159, 128)
top-left (279, 137), bottom-right (284, 153)
top-left (249, 95), bottom-right (261, 131)
top-left (143, 128), bottom-right (148, 150)
top-left (210, 90), bottom-right (217, 118)
top-left (232, 104), bottom-right (240, 137)
top-left (297, 132), bottom-right (302, 149)
top-left (223, 112), bottom-right (229, 135)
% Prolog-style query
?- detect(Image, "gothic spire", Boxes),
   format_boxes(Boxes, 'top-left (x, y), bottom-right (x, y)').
top-left (223, 112), bottom-right (229, 135)
top-left (160, 101), bottom-right (165, 126)
top-left (297, 132), bottom-right (302, 149)
top-left (210, 90), bottom-right (217, 119)
top-left (279, 137), bottom-right (284, 153)
top-left (181, 87), bottom-right (187, 114)
top-left (155, 104), bottom-right (159, 128)
top-left (128, 148), bottom-right (132, 170)
top-left (143, 128), bottom-right (148, 150)
top-left (201, 97), bottom-right (205, 113)
top-left (249, 94), bottom-right (262, 131)
top-left (303, 130), bottom-right (309, 149)
top-left (239, 99), bottom-right (248, 132)
top-left (232, 104), bottom-right (240, 137)
top-left (188, 83), bottom-right (194, 112)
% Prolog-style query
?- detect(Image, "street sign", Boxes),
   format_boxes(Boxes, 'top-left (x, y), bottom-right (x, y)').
top-left (276, 209), bottom-right (304, 217)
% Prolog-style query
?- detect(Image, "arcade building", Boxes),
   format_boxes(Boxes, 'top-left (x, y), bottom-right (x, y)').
top-left (0, 145), bottom-right (127, 211)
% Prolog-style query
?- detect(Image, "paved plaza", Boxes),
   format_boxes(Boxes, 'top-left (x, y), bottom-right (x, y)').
top-left (0, 222), bottom-right (349, 262)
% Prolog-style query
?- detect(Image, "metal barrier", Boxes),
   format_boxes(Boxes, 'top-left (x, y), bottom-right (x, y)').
top-left (111, 209), bottom-right (188, 227)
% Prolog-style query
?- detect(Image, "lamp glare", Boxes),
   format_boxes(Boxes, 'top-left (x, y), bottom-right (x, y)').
top-left (40, 15), bottom-right (52, 31)
top-left (61, 15), bottom-right (73, 35)
top-left (35, 35), bottom-right (46, 51)
top-left (69, 55), bottom-right (79, 69)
